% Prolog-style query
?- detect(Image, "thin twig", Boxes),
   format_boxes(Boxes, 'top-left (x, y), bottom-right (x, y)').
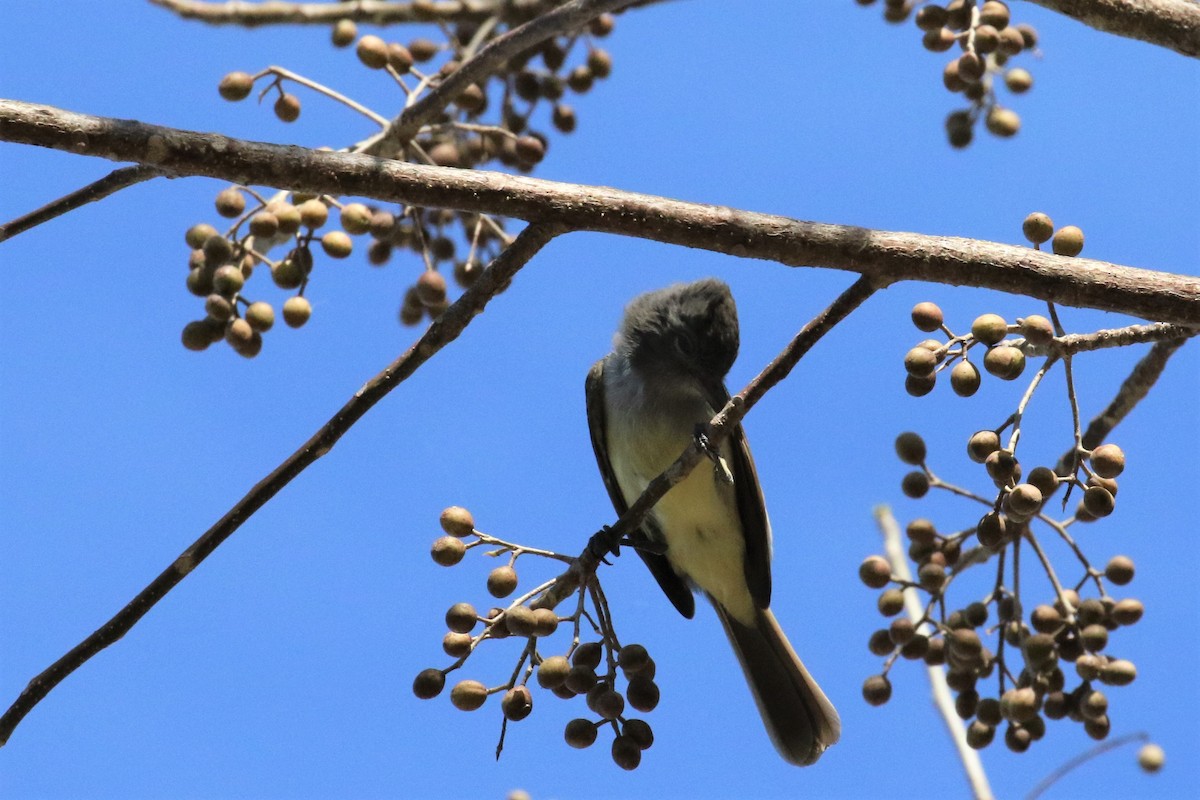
top-left (1054, 337), bottom-right (1190, 475)
top-left (1025, 732), bottom-right (1151, 800)
top-left (1021, 322), bottom-right (1194, 357)
top-left (1007, 355), bottom-right (1060, 453)
top-left (875, 505), bottom-right (994, 800)
top-left (0, 222), bottom-right (564, 748)
top-left (257, 66), bottom-right (390, 127)
top-left (533, 275), bottom-right (878, 610)
top-left (0, 164), bottom-right (164, 243)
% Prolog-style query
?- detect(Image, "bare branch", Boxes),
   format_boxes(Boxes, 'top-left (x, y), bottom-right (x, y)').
top-left (1054, 336), bottom-right (1189, 474)
top-left (875, 505), bottom-right (994, 800)
top-left (1025, 732), bottom-right (1152, 800)
top-left (150, 0), bottom-right (672, 27)
top-left (0, 164), bottom-right (165, 243)
top-left (149, 0), bottom-right (564, 26)
top-left (1020, 321), bottom-right (1195, 357)
top-left (2, 99), bottom-right (1197, 325)
top-left (0, 221), bottom-right (564, 748)
top-left (534, 275), bottom-right (878, 609)
top-left (1029, 0), bottom-right (1200, 58)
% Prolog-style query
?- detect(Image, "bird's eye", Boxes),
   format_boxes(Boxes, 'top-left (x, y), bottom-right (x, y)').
top-left (673, 334), bottom-right (697, 358)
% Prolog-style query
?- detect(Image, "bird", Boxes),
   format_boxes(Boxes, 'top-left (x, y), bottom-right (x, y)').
top-left (584, 277), bottom-right (840, 766)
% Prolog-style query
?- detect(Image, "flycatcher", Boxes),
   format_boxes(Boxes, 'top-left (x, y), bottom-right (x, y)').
top-left (585, 278), bottom-right (841, 766)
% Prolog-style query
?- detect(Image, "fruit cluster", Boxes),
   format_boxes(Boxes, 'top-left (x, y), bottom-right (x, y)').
top-left (857, 207), bottom-right (1157, 752)
top-left (417, 506), bottom-right (659, 770)
top-left (856, 1), bottom-right (1039, 147)
top-left (185, 11), bottom-right (619, 353)
top-left (862, 426), bottom-right (1144, 752)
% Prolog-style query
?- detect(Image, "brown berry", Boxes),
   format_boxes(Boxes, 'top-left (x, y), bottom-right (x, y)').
top-left (1090, 444), bottom-right (1125, 479)
top-left (282, 296), bottom-right (312, 328)
top-left (218, 72), bottom-right (254, 101)
top-left (412, 668), bottom-right (445, 699)
top-left (951, 360), bottom-right (981, 397)
top-left (536, 656), bottom-right (570, 689)
top-left (983, 347), bottom-right (1025, 381)
top-left (971, 313), bottom-right (1009, 345)
top-left (431, 535), bottom-right (466, 566)
top-left (626, 676), bottom-right (659, 712)
top-left (1022, 212), bottom-right (1054, 245)
top-left (501, 686), bottom-right (533, 721)
top-left (487, 565), bottom-right (518, 597)
top-left (862, 674), bottom-right (892, 706)
top-left (1104, 555), bottom-right (1134, 585)
top-left (450, 679), bottom-right (487, 711)
top-left (437, 507), bottom-right (473, 538)
top-left (331, 19), bottom-right (357, 48)
top-left (445, 602), bottom-right (477, 634)
top-left (564, 718), bottom-right (597, 749)
top-left (321, 230), bottom-right (353, 258)
top-left (1138, 743), bottom-right (1165, 773)
top-left (274, 93), bottom-right (301, 123)
top-left (968, 430), bottom-right (1001, 463)
top-left (859, 555), bottom-right (892, 589)
top-left (356, 35), bottom-right (389, 69)
top-left (1052, 226), bottom-right (1085, 256)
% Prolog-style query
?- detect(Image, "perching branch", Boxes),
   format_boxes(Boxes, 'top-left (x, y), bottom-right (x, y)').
top-left (1029, 0), bottom-right (1200, 58)
top-left (0, 164), bottom-right (166, 243)
top-left (875, 505), bottom-right (994, 800)
top-left (0, 221), bottom-right (564, 748)
top-left (2, 99), bottom-right (1197, 325)
top-left (534, 275), bottom-right (878, 610)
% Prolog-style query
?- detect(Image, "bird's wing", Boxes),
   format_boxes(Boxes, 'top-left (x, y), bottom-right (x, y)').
top-left (586, 358), bottom-right (696, 619)
top-left (704, 380), bottom-right (772, 611)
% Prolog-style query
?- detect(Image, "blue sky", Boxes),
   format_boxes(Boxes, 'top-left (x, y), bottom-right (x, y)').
top-left (1, 2), bottom-right (1197, 798)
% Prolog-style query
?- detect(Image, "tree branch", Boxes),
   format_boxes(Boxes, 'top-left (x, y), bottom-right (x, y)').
top-left (149, 0), bottom-right (671, 27)
top-left (2, 99), bottom-right (1197, 325)
top-left (1053, 336), bottom-right (1189, 475)
top-left (1029, 0), bottom-right (1200, 58)
top-left (875, 505), bottom-right (994, 800)
top-left (1021, 321), bottom-right (1195, 357)
top-left (0, 164), bottom-right (166, 243)
top-left (0, 221), bottom-right (564, 748)
top-left (534, 275), bottom-right (878, 609)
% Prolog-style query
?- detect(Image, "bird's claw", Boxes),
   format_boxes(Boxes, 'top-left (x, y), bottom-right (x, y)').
top-left (695, 424), bottom-right (734, 485)
top-left (587, 525), bottom-right (623, 562)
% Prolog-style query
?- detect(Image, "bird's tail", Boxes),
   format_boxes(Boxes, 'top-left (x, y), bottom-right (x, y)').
top-left (715, 604), bottom-right (841, 766)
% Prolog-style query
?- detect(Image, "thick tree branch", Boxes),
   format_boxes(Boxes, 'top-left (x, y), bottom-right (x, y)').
top-left (0, 222), bottom-right (563, 748)
top-left (1029, 0), bottom-right (1200, 58)
top-left (150, 0), bottom-right (670, 26)
top-left (2, 99), bottom-right (1197, 325)
top-left (0, 164), bottom-right (167, 243)
top-left (535, 275), bottom-right (878, 609)
top-left (149, 0), bottom-right (1200, 57)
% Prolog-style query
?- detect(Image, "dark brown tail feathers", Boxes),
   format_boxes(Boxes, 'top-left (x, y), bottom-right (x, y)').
top-left (715, 605), bottom-right (841, 766)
